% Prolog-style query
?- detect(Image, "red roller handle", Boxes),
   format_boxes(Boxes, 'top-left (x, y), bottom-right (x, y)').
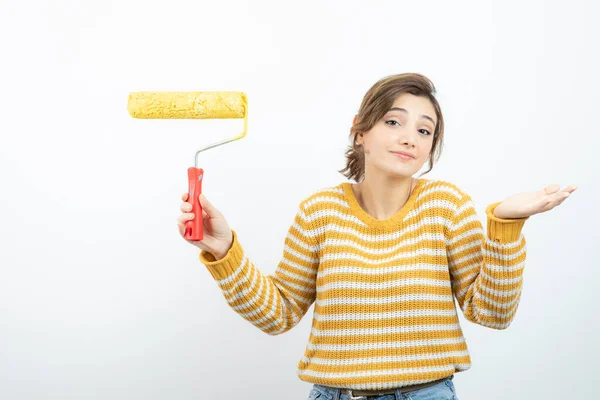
top-left (184, 167), bottom-right (204, 241)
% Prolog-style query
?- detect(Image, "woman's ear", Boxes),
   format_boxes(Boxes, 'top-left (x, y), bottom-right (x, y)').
top-left (355, 133), bottom-right (363, 146)
top-left (353, 115), bottom-right (358, 125)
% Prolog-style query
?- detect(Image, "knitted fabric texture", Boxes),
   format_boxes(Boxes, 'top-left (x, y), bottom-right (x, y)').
top-left (200, 178), bottom-right (529, 390)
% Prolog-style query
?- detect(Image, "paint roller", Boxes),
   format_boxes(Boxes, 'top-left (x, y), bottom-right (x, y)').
top-left (127, 91), bottom-right (248, 241)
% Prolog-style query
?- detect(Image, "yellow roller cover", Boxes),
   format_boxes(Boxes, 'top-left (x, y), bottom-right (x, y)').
top-left (127, 91), bottom-right (247, 119)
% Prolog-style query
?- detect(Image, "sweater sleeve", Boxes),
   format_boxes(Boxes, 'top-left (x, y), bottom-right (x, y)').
top-left (199, 201), bottom-right (320, 335)
top-left (446, 193), bottom-right (529, 330)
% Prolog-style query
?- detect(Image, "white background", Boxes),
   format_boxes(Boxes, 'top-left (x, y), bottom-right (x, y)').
top-left (1, 0), bottom-right (598, 399)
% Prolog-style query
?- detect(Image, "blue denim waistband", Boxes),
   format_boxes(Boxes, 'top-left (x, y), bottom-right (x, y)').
top-left (309, 374), bottom-right (454, 400)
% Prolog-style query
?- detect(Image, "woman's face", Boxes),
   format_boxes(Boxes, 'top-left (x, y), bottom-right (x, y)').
top-left (356, 93), bottom-right (436, 180)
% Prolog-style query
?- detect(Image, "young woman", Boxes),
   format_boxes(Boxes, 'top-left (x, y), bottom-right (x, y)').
top-left (177, 73), bottom-right (577, 400)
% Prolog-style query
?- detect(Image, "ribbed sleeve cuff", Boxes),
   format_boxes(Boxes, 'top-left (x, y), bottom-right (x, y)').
top-left (199, 230), bottom-right (245, 280)
top-left (485, 202), bottom-right (529, 243)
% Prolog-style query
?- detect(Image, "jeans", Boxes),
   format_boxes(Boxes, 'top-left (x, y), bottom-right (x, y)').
top-left (306, 375), bottom-right (458, 400)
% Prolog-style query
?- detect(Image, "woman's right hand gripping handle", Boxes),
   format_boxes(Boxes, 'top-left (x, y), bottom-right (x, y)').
top-left (178, 192), bottom-right (234, 261)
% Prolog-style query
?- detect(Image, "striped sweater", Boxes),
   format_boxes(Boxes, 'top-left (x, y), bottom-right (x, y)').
top-left (200, 178), bottom-right (529, 390)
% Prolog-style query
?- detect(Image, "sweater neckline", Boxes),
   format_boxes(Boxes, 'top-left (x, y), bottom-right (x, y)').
top-left (341, 178), bottom-right (428, 228)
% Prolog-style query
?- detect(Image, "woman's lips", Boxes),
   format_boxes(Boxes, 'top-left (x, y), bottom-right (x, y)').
top-left (391, 151), bottom-right (415, 161)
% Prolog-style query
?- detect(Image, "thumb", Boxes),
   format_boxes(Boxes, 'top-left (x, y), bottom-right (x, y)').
top-left (199, 193), bottom-right (219, 217)
top-left (541, 184), bottom-right (560, 195)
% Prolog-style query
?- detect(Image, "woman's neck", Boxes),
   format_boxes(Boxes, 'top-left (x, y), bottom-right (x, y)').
top-left (352, 176), bottom-right (416, 220)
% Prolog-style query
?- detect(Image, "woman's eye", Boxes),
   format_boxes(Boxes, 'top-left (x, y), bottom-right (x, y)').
top-left (386, 120), bottom-right (431, 136)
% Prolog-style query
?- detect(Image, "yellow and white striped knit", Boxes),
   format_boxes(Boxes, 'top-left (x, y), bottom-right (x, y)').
top-left (200, 178), bottom-right (529, 390)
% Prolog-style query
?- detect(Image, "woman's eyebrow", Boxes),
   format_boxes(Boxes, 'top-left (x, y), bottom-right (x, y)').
top-left (388, 107), bottom-right (436, 126)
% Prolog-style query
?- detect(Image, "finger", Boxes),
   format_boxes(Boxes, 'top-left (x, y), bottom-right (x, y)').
top-left (534, 197), bottom-right (552, 213)
top-left (552, 184), bottom-right (577, 196)
top-left (544, 192), bottom-right (571, 210)
top-left (180, 202), bottom-right (192, 213)
top-left (545, 199), bottom-right (565, 212)
top-left (554, 191), bottom-right (571, 201)
top-left (177, 213), bottom-right (194, 236)
top-left (557, 190), bottom-right (572, 204)
top-left (177, 213), bottom-right (195, 224)
top-left (563, 184), bottom-right (578, 194)
top-left (177, 220), bottom-right (186, 236)
top-left (182, 193), bottom-right (189, 201)
top-left (537, 194), bottom-right (553, 205)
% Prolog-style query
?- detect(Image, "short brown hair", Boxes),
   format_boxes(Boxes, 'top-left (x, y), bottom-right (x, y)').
top-left (339, 73), bottom-right (445, 182)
